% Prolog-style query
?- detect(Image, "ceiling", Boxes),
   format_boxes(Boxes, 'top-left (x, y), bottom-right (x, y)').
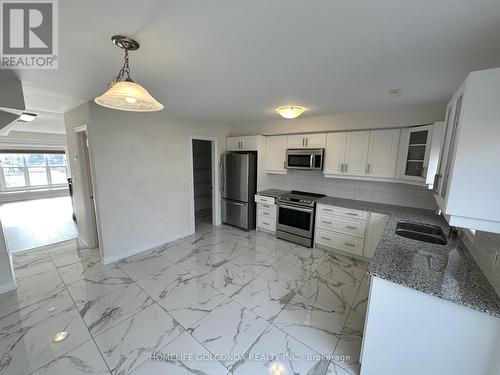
top-left (11, 0), bottom-right (500, 128)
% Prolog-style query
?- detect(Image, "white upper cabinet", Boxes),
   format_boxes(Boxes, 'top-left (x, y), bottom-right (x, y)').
top-left (227, 136), bottom-right (257, 151)
top-left (324, 132), bottom-right (347, 175)
top-left (398, 125), bottom-right (433, 183)
top-left (265, 135), bottom-right (287, 174)
top-left (366, 129), bottom-right (400, 178)
top-left (287, 133), bottom-right (326, 149)
top-left (344, 131), bottom-right (370, 176)
top-left (433, 67), bottom-right (500, 233)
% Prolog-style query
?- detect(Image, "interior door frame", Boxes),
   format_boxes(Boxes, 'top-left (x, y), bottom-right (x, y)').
top-left (188, 135), bottom-right (220, 233)
top-left (74, 124), bottom-right (101, 252)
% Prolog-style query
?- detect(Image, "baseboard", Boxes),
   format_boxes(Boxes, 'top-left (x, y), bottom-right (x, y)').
top-left (102, 230), bottom-right (194, 265)
top-left (0, 281), bottom-right (17, 294)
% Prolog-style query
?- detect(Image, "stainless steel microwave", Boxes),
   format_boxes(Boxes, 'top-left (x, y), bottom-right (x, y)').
top-left (286, 149), bottom-right (324, 170)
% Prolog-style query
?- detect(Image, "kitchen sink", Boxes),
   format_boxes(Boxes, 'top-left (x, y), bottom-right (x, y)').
top-left (395, 221), bottom-right (447, 245)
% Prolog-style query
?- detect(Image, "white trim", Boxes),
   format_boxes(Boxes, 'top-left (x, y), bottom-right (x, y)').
top-left (74, 124), bottom-right (88, 133)
top-left (77, 233), bottom-right (89, 248)
top-left (188, 135), bottom-right (220, 233)
top-left (102, 229), bottom-right (193, 265)
top-left (0, 281), bottom-right (17, 294)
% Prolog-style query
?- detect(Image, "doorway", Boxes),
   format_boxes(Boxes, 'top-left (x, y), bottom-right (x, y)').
top-left (191, 139), bottom-right (215, 231)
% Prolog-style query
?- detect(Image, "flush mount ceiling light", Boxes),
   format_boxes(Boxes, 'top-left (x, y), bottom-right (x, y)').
top-left (276, 106), bottom-right (305, 119)
top-left (94, 35), bottom-right (164, 112)
top-left (17, 112), bottom-right (37, 122)
top-left (52, 331), bottom-right (68, 343)
top-left (388, 88), bottom-right (402, 97)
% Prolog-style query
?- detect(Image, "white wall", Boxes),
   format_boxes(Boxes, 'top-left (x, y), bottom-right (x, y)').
top-left (229, 102), bottom-right (445, 136)
top-left (265, 170), bottom-right (436, 210)
top-left (0, 219), bottom-right (15, 293)
top-left (66, 102), bottom-right (229, 264)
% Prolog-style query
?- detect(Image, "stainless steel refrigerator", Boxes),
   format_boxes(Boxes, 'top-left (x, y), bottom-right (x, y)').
top-left (221, 152), bottom-right (257, 230)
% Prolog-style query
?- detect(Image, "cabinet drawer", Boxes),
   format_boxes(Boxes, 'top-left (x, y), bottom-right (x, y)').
top-left (315, 229), bottom-right (364, 256)
top-left (255, 195), bottom-right (275, 205)
top-left (258, 215), bottom-right (276, 232)
top-left (316, 215), bottom-right (366, 238)
top-left (318, 205), bottom-right (368, 221)
top-left (258, 205), bottom-right (276, 219)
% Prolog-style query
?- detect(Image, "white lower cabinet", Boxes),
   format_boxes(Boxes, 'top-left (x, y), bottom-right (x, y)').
top-left (315, 204), bottom-right (388, 259)
top-left (255, 195), bottom-right (277, 233)
top-left (315, 204), bottom-right (367, 257)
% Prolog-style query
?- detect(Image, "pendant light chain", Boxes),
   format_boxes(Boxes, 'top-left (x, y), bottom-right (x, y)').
top-left (109, 49), bottom-right (132, 88)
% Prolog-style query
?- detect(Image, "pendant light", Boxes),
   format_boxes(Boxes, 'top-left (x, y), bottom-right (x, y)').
top-left (276, 106), bottom-right (305, 119)
top-left (95, 35), bottom-right (164, 112)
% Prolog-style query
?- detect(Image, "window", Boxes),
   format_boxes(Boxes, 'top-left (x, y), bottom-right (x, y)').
top-left (0, 152), bottom-right (68, 191)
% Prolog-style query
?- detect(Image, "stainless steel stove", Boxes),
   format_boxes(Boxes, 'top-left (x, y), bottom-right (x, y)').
top-left (276, 190), bottom-right (325, 247)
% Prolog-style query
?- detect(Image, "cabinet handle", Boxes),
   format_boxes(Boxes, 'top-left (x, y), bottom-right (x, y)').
top-left (366, 164), bottom-right (370, 174)
top-left (263, 221), bottom-right (270, 226)
top-left (302, 138), bottom-right (305, 147)
top-left (346, 212), bottom-right (358, 216)
top-left (346, 225), bottom-right (357, 230)
top-left (344, 242), bottom-right (355, 247)
top-left (321, 236), bottom-right (331, 241)
top-left (284, 160), bottom-right (286, 169)
top-left (263, 204), bottom-right (270, 208)
top-left (323, 208), bottom-right (333, 212)
top-left (344, 164), bottom-right (348, 173)
top-left (306, 138), bottom-right (309, 147)
top-left (263, 212), bottom-right (270, 216)
top-left (322, 220), bottom-right (332, 225)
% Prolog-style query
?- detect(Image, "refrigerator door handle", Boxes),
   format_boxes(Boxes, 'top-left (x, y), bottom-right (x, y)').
top-left (220, 157), bottom-right (225, 194)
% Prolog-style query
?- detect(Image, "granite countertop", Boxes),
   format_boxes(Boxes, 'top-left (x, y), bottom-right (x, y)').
top-left (256, 189), bottom-right (290, 198)
top-left (316, 196), bottom-right (500, 318)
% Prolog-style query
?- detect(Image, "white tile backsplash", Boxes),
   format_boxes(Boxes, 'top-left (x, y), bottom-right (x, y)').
top-left (266, 170), bottom-right (437, 210)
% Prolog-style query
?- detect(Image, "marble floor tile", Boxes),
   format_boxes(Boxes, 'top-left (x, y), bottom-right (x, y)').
top-left (325, 362), bottom-right (352, 375)
top-left (12, 248), bottom-right (56, 279)
top-left (94, 303), bottom-right (184, 375)
top-left (157, 279), bottom-right (228, 329)
top-left (230, 325), bottom-right (329, 375)
top-left (298, 273), bottom-right (359, 317)
top-left (254, 237), bottom-right (290, 258)
top-left (0, 270), bottom-right (66, 310)
top-left (176, 251), bottom-right (228, 278)
top-left (77, 283), bottom-right (154, 336)
top-left (66, 267), bottom-right (133, 306)
top-left (0, 289), bottom-right (74, 341)
top-left (0, 308), bottom-right (91, 375)
top-left (333, 319), bottom-right (364, 368)
top-left (189, 299), bottom-right (269, 367)
top-left (136, 263), bottom-right (195, 301)
top-left (58, 258), bottom-right (116, 285)
top-left (280, 247), bottom-right (328, 272)
top-left (348, 289), bottom-right (368, 326)
top-left (200, 262), bottom-right (258, 297)
top-left (272, 294), bottom-right (345, 356)
top-left (50, 246), bottom-right (101, 268)
top-left (331, 318), bottom-right (364, 372)
top-left (232, 277), bottom-right (295, 321)
top-left (230, 250), bottom-right (278, 275)
top-left (117, 251), bottom-right (175, 281)
top-left (30, 339), bottom-right (110, 375)
top-left (197, 239), bottom-right (249, 261)
top-left (260, 261), bottom-right (313, 290)
top-left (131, 331), bottom-right (228, 375)
top-left (315, 254), bottom-right (367, 287)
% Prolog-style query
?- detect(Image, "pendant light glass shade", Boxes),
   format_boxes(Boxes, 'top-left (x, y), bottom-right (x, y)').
top-left (276, 106), bottom-right (305, 119)
top-left (94, 81), bottom-right (164, 112)
top-left (94, 35), bottom-right (164, 112)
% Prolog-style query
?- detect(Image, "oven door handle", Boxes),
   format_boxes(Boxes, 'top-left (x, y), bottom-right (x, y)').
top-left (278, 203), bottom-right (314, 213)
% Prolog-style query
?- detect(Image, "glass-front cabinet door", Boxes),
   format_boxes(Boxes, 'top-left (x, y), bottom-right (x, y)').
top-left (401, 125), bottom-right (433, 182)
